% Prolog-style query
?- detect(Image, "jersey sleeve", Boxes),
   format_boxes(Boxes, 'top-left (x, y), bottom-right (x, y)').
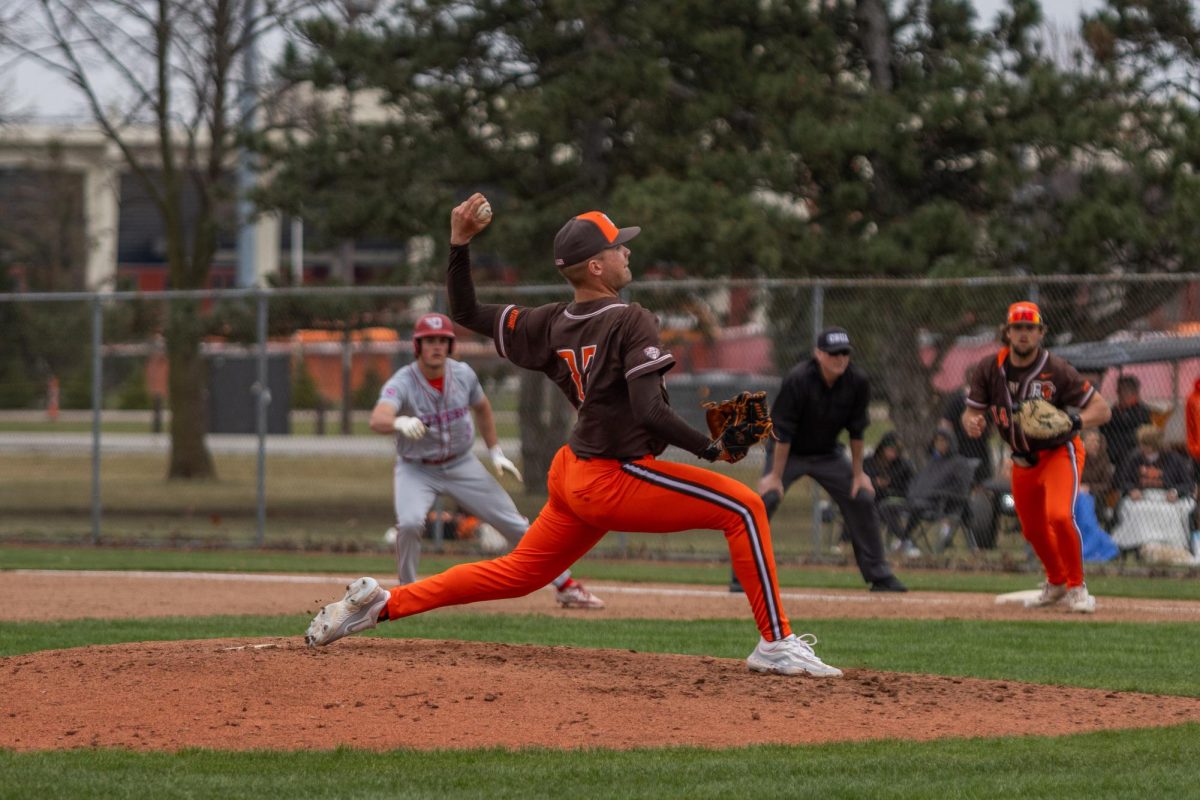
top-left (1053, 357), bottom-right (1095, 409)
top-left (620, 305), bottom-right (675, 380)
top-left (965, 357), bottom-right (993, 409)
top-left (377, 370), bottom-right (407, 411)
top-left (494, 303), bottom-right (561, 371)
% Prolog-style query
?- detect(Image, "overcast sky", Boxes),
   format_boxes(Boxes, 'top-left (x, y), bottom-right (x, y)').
top-left (5, 0), bottom-right (1106, 121)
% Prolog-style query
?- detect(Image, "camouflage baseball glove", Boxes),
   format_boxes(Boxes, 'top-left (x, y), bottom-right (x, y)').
top-left (699, 391), bottom-right (774, 464)
top-left (1015, 397), bottom-right (1081, 440)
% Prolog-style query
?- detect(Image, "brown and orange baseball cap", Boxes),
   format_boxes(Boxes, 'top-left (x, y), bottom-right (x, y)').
top-left (1006, 301), bottom-right (1043, 326)
top-left (553, 211), bottom-right (641, 268)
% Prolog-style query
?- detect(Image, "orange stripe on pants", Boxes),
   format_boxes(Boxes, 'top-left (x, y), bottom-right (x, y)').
top-left (386, 445), bottom-right (792, 641)
top-left (1011, 437), bottom-right (1086, 587)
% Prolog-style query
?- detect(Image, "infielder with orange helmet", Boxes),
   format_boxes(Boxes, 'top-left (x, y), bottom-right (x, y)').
top-left (367, 311), bottom-right (603, 608)
top-left (961, 302), bottom-right (1111, 612)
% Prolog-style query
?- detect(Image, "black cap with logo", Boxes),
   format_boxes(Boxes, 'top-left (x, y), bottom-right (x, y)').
top-left (816, 327), bottom-right (853, 354)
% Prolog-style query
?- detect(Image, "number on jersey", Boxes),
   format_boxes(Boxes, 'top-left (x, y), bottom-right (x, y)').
top-left (557, 345), bottom-right (598, 402)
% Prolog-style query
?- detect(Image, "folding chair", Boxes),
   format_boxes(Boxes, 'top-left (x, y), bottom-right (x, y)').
top-left (900, 457), bottom-right (980, 554)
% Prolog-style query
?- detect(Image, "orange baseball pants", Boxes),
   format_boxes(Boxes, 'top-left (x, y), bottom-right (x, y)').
top-left (385, 445), bottom-right (792, 641)
top-left (1011, 437), bottom-right (1086, 587)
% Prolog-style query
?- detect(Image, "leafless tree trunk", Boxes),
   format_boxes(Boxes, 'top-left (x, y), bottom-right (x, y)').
top-left (1, 0), bottom-right (318, 479)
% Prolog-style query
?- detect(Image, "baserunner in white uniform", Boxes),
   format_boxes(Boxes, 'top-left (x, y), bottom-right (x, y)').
top-left (369, 312), bottom-right (604, 609)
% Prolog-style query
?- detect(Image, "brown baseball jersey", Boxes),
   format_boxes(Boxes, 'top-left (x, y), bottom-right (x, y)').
top-left (492, 298), bottom-right (677, 460)
top-left (966, 346), bottom-right (1095, 453)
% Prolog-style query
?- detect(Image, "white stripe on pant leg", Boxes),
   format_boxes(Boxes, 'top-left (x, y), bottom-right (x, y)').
top-left (622, 463), bottom-right (784, 640)
top-left (1067, 441), bottom-right (1084, 551)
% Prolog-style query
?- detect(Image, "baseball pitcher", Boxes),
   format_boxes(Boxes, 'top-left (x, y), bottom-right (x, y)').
top-left (308, 193), bottom-right (842, 679)
top-left (368, 311), bottom-right (603, 608)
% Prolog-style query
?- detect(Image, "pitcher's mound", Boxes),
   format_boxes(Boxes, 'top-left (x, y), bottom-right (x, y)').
top-left (5, 637), bottom-right (1200, 752)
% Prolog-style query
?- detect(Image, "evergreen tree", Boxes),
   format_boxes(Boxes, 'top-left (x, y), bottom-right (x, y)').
top-left (260, 0), bottom-right (1200, 459)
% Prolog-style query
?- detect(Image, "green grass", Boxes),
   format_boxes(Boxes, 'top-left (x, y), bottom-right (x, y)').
top-left (1, 727), bottom-right (1198, 800)
top-left (0, 444), bottom-right (1047, 566)
top-left (4, 544), bottom-right (1200, 600)
top-left (3, 613), bottom-right (1198, 696)
top-left (3, 553), bottom-right (1198, 800)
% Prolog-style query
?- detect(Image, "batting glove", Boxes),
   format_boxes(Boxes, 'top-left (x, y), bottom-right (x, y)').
top-left (393, 415), bottom-right (428, 440)
top-left (489, 445), bottom-right (523, 482)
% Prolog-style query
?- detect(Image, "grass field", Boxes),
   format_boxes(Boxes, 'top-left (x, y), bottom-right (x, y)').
top-left (2, 727), bottom-right (1196, 800)
top-left (5, 544), bottom-right (1200, 599)
top-left (3, 544), bottom-right (1200, 798)
top-left (0, 449), bottom-right (859, 559)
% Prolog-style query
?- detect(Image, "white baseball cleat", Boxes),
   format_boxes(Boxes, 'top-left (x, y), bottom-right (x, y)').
top-left (1065, 584), bottom-right (1097, 614)
top-left (555, 580), bottom-right (606, 609)
top-left (1024, 581), bottom-right (1068, 608)
top-left (305, 577), bottom-right (388, 647)
top-left (747, 633), bottom-right (843, 677)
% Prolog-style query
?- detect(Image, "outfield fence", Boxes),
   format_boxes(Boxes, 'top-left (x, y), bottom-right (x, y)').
top-left (3, 274), bottom-right (1200, 568)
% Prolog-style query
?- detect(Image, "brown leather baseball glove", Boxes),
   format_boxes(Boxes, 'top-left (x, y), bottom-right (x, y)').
top-left (1015, 397), bottom-right (1081, 439)
top-left (699, 391), bottom-right (775, 463)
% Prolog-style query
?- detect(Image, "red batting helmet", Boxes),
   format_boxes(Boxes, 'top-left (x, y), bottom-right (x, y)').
top-left (413, 312), bottom-right (455, 356)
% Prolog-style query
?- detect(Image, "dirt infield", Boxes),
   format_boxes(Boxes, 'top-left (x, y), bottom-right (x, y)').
top-left (4, 570), bottom-right (1200, 751)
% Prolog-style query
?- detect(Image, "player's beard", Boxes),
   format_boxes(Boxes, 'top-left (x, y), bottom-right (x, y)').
top-left (1011, 342), bottom-right (1036, 359)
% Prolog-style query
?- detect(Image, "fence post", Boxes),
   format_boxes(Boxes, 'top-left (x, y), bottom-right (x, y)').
top-left (810, 283), bottom-right (824, 557)
top-left (341, 326), bottom-right (353, 435)
top-left (254, 291), bottom-right (270, 547)
top-left (811, 282), bottom-right (825, 349)
top-left (90, 296), bottom-right (103, 545)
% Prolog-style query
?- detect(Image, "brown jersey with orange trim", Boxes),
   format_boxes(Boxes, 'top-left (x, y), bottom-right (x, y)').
top-left (493, 298), bottom-right (677, 460)
top-left (966, 347), bottom-right (1095, 453)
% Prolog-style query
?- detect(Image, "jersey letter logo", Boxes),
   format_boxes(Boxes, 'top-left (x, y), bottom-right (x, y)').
top-left (557, 345), bottom-right (598, 402)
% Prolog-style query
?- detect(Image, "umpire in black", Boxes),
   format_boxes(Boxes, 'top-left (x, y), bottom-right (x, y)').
top-left (732, 327), bottom-right (907, 593)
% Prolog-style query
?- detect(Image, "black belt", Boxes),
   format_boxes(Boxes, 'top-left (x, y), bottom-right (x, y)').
top-left (405, 454), bottom-right (459, 466)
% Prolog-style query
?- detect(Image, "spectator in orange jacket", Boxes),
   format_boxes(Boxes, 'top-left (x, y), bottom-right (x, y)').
top-left (1187, 378), bottom-right (1200, 483)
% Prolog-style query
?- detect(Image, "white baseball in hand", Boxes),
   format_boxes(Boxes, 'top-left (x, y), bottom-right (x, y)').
top-left (476, 202), bottom-right (492, 222)
top-left (393, 416), bottom-right (427, 440)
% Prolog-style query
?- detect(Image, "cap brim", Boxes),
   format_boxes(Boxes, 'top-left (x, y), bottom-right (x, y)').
top-left (613, 226), bottom-right (640, 246)
top-left (820, 347), bottom-right (852, 355)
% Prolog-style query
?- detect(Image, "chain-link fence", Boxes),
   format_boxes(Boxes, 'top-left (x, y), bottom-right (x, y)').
top-left (4, 274), bottom-right (1200, 567)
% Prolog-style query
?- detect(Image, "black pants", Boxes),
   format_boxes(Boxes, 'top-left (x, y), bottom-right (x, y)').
top-left (763, 445), bottom-right (894, 584)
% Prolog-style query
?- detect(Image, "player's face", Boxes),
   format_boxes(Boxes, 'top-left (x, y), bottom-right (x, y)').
top-left (597, 244), bottom-right (632, 291)
top-left (418, 337), bottom-right (451, 368)
top-left (1007, 323), bottom-right (1044, 357)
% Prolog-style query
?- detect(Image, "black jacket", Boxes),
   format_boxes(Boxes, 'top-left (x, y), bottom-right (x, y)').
top-left (772, 359), bottom-right (871, 456)
top-left (865, 434), bottom-right (916, 500)
top-left (907, 435), bottom-right (974, 511)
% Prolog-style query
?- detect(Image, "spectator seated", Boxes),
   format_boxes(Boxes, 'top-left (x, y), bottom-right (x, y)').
top-left (892, 431), bottom-right (979, 555)
top-left (865, 431), bottom-right (917, 553)
top-left (1110, 425), bottom-right (1195, 560)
